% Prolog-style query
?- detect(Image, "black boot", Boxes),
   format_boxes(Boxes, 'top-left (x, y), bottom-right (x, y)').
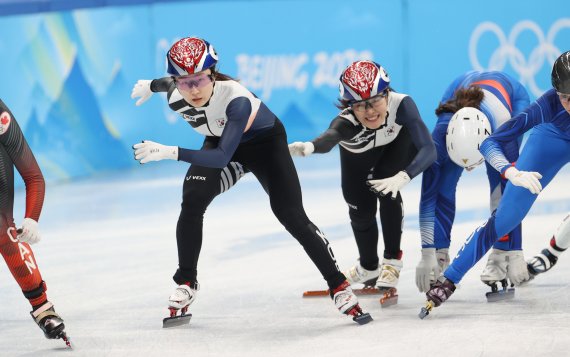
top-left (31, 302), bottom-right (65, 339)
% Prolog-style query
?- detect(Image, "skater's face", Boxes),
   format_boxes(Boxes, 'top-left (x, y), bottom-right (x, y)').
top-left (351, 91), bottom-right (389, 129)
top-left (558, 92), bottom-right (570, 114)
top-left (175, 69), bottom-right (215, 107)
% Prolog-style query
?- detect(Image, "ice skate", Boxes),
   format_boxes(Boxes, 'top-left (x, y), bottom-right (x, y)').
top-left (485, 279), bottom-right (514, 302)
top-left (480, 249), bottom-right (515, 302)
top-left (302, 285), bottom-right (387, 297)
top-left (376, 258), bottom-right (402, 288)
top-left (343, 262), bottom-right (380, 287)
top-left (331, 281), bottom-right (372, 325)
top-left (480, 248), bottom-right (508, 284)
top-left (378, 287), bottom-right (398, 308)
top-left (528, 218), bottom-right (570, 277)
top-left (505, 250), bottom-right (531, 286)
top-left (419, 277), bottom-right (456, 319)
top-left (30, 302), bottom-right (72, 348)
top-left (528, 248), bottom-right (559, 277)
top-left (163, 283), bottom-right (198, 328)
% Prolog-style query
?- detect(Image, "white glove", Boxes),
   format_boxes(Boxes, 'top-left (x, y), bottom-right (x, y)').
top-left (133, 140), bottom-right (178, 164)
top-left (507, 250), bottom-right (531, 286)
top-left (131, 80), bottom-right (153, 106)
top-left (288, 142), bottom-right (314, 157)
top-left (17, 218), bottom-right (40, 245)
top-left (436, 248), bottom-right (450, 272)
top-left (367, 171), bottom-right (411, 199)
top-left (504, 166), bottom-right (542, 194)
top-left (415, 248), bottom-right (440, 293)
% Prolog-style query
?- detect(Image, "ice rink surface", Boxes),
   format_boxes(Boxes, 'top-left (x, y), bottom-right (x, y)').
top-left (1, 153), bottom-right (570, 357)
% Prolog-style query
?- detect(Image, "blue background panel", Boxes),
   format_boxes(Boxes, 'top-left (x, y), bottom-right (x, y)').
top-left (0, 0), bottom-right (568, 183)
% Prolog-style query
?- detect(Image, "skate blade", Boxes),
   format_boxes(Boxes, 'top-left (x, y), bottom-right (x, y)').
top-left (418, 301), bottom-right (434, 319)
top-left (353, 312), bottom-right (373, 325)
top-left (162, 313), bottom-right (192, 328)
top-left (302, 287), bottom-right (384, 298)
top-left (60, 333), bottom-right (73, 349)
top-left (302, 289), bottom-right (330, 297)
top-left (486, 288), bottom-right (515, 302)
top-left (379, 288), bottom-right (398, 308)
top-left (380, 296), bottom-right (398, 307)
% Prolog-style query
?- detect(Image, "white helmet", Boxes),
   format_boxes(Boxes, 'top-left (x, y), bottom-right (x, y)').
top-left (446, 107), bottom-right (492, 170)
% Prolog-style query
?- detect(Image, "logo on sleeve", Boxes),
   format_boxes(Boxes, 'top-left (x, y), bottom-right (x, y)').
top-left (0, 111), bottom-right (11, 135)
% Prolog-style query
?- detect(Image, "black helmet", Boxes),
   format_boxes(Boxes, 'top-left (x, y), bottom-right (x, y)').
top-left (551, 50), bottom-right (570, 94)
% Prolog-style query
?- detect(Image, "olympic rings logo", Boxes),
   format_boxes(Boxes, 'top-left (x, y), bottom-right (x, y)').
top-left (469, 18), bottom-right (570, 96)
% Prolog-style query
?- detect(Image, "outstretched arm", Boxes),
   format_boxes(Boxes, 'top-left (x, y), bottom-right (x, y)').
top-left (480, 98), bottom-right (546, 175)
top-left (134, 97), bottom-right (251, 169)
top-left (289, 115), bottom-right (359, 157)
top-left (131, 77), bottom-right (174, 106)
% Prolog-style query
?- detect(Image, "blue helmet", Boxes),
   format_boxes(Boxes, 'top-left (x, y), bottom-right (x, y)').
top-left (339, 60), bottom-right (390, 103)
top-left (166, 37), bottom-right (218, 76)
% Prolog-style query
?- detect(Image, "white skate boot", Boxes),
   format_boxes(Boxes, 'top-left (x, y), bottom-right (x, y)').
top-left (376, 258), bottom-right (403, 288)
top-left (343, 262), bottom-right (380, 287)
top-left (163, 283), bottom-right (199, 328)
top-left (481, 249), bottom-right (514, 302)
top-left (528, 237), bottom-right (566, 278)
top-left (169, 283), bottom-right (198, 310)
top-left (480, 248), bottom-right (508, 284)
top-left (505, 250), bottom-right (531, 285)
top-left (330, 280), bottom-right (372, 325)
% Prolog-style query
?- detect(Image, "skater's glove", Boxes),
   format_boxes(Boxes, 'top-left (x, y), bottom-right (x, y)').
top-left (436, 248), bottom-right (450, 272)
top-left (367, 171), bottom-right (410, 199)
top-left (506, 250), bottom-right (531, 286)
top-left (288, 142), bottom-right (314, 157)
top-left (416, 248), bottom-right (440, 293)
top-left (131, 80), bottom-right (153, 106)
top-left (133, 140), bottom-right (178, 164)
top-left (504, 167), bottom-right (542, 194)
top-left (17, 218), bottom-right (40, 245)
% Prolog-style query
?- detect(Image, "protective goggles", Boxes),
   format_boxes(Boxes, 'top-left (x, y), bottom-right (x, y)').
top-left (350, 91), bottom-right (388, 113)
top-left (175, 73), bottom-right (214, 91)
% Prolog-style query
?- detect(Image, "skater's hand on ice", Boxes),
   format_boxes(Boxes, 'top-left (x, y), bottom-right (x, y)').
top-left (504, 167), bottom-right (542, 194)
top-left (131, 80), bottom-right (153, 106)
top-left (288, 142), bottom-right (314, 157)
top-left (416, 248), bottom-right (440, 292)
top-left (133, 140), bottom-right (178, 164)
top-left (367, 171), bottom-right (410, 199)
top-left (17, 218), bottom-right (40, 245)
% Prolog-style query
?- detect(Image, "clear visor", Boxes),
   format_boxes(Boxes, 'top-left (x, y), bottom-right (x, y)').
top-left (175, 73), bottom-right (214, 91)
